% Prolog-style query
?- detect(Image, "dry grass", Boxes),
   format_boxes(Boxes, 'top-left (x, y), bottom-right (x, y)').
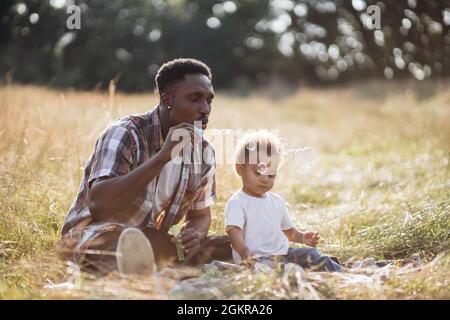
top-left (0, 81), bottom-right (449, 299)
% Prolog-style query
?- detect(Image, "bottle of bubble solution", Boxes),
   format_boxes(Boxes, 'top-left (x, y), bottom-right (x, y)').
top-left (169, 223), bottom-right (185, 262)
top-left (182, 125), bottom-right (202, 148)
top-left (176, 125), bottom-right (203, 148)
top-left (194, 126), bottom-right (203, 138)
top-left (192, 126), bottom-right (203, 166)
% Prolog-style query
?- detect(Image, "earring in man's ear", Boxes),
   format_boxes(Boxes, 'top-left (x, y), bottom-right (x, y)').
top-left (167, 105), bottom-right (172, 110)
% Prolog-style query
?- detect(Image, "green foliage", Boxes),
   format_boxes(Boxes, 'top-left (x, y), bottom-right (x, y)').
top-left (2, 0), bottom-right (450, 91)
top-left (0, 83), bottom-right (449, 298)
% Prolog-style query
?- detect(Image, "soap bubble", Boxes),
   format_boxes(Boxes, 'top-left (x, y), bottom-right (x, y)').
top-left (257, 162), bottom-right (268, 174)
top-left (246, 139), bottom-right (257, 151)
top-left (301, 147), bottom-right (317, 162)
top-left (295, 147), bottom-right (317, 168)
top-left (286, 148), bottom-right (296, 157)
top-left (279, 138), bottom-right (290, 154)
top-left (222, 129), bottom-right (234, 135)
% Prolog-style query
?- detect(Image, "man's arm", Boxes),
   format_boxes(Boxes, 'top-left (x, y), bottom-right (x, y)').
top-left (88, 122), bottom-right (198, 222)
top-left (87, 152), bottom-right (169, 221)
top-left (177, 207), bottom-right (211, 253)
top-left (226, 225), bottom-right (253, 261)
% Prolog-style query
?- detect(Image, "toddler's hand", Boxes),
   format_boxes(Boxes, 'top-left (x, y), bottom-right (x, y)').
top-left (240, 256), bottom-right (257, 268)
top-left (303, 231), bottom-right (320, 247)
top-left (240, 251), bottom-right (257, 267)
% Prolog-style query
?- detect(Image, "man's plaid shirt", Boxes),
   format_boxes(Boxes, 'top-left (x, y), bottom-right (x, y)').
top-left (61, 105), bottom-right (216, 238)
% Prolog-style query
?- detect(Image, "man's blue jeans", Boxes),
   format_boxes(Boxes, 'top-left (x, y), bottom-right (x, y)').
top-left (287, 247), bottom-right (341, 272)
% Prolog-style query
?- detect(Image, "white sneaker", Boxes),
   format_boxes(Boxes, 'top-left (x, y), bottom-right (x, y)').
top-left (116, 227), bottom-right (156, 276)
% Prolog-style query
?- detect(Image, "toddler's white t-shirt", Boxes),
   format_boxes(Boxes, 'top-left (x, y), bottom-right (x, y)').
top-left (225, 189), bottom-right (294, 264)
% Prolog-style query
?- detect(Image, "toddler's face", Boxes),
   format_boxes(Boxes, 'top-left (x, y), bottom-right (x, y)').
top-left (237, 160), bottom-right (278, 197)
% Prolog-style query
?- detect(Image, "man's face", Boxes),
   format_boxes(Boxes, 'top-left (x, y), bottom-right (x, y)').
top-left (165, 73), bottom-right (214, 130)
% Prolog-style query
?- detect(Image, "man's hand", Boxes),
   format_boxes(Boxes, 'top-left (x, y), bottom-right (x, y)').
top-left (174, 208), bottom-right (211, 256)
top-left (159, 122), bottom-right (202, 162)
top-left (303, 231), bottom-right (320, 247)
top-left (175, 227), bottom-right (202, 253)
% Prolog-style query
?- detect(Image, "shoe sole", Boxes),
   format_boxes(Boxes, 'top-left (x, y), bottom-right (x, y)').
top-left (116, 227), bottom-right (156, 276)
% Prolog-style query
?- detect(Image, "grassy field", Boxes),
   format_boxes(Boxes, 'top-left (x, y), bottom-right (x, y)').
top-left (0, 81), bottom-right (449, 299)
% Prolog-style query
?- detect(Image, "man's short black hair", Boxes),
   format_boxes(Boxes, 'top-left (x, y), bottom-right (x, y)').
top-left (155, 58), bottom-right (212, 95)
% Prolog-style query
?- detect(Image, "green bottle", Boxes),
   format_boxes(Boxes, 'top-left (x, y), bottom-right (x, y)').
top-left (169, 223), bottom-right (185, 262)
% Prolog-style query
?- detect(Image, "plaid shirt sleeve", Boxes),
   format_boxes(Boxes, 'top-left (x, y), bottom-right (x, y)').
top-left (87, 124), bottom-right (136, 189)
top-left (191, 162), bottom-right (217, 210)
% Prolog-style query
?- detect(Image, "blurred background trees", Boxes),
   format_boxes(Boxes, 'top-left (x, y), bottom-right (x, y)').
top-left (1, 0), bottom-right (449, 92)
